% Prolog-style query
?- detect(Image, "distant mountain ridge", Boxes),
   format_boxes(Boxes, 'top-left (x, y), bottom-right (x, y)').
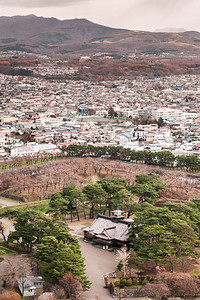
top-left (0, 15), bottom-right (200, 56)
top-left (154, 27), bottom-right (186, 33)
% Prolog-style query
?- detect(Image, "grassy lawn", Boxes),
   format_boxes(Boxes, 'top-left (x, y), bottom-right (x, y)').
top-left (12, 199), bottom-right (50, 209)
top-left (0, 156), bottom-right (63, 170)
top-left (0, 245), bottom-right (17, 255)
top-left (81, 221), bottom-right (93, 226)
top-left (0, 200), bottom-right (50, 215)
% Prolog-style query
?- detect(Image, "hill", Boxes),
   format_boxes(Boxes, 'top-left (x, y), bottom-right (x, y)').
top-left (1, 15), bottom-right (200, 56)
top-left (0, 157), bottom-right (199, 202)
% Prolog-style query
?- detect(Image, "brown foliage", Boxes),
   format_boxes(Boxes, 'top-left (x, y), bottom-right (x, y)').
top-left (0, 291), bottom-right (21, 300)
top-left (59, 58), bottom-right (200, 81)
top-left (156, 272), bottom-right (200, 297)
top-left (0, 157), bottom-right (198, 202)
top-left (143, 283), bottom-right (171, 300)
top-left (0, 61), bottom-right (10, 66)
top-left (58, 273), bottom-right (82, 299)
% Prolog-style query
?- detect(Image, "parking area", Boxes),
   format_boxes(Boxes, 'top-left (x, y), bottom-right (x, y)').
top-left (79, 239), bottom-right (116, 300)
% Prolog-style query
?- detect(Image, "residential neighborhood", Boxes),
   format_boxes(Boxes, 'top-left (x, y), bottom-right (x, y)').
top-left (0, 59), bottom-right (199, 159)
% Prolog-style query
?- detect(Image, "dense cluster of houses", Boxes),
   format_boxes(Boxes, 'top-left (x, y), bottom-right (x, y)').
top-left (0, 60), bottom-right (199, 158)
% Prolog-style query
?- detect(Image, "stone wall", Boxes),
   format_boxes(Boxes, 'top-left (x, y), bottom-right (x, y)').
top-left (111, 283), bottom-right (170, 298)
top-left (0, 193), bottom-right (25, 202)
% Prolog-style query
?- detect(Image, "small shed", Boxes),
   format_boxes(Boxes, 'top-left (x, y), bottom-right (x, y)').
top-left (17, 276), bottom-right (44, 297)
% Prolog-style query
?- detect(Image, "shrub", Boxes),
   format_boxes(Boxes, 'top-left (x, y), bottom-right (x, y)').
top-left (128, 248), bottom-right (140, 267)
top-left (157, 273), bottom-right (200, 297)
top-left (114, 280), bottom-right (120, 287)
top-left (117, 261), bottom-right (123, 271)
top-left (120, 279), bottom-right (127, 288)
top-left (126, 279), bottom-right (133, 286)
top-left (142, 278), bottom-right (149, 285)
top-left (0, 291), bottom-right (21, 300)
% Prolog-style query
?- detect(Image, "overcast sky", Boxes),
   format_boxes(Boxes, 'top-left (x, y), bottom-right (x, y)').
top-left (0, 0), bottom-right (199, 32)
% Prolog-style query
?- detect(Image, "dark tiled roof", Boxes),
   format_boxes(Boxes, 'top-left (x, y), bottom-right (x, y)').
top-left (84, 214), bottom-right (131, 242)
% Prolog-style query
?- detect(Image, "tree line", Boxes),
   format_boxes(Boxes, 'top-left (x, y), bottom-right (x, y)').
top-left (62, 144), bottom-right (200, 171)
top-left (0, 145), bottom-right (199, 173)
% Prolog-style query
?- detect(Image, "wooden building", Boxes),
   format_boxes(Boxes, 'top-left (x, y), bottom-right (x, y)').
top-left (83, 210), bottom-right (132, 248)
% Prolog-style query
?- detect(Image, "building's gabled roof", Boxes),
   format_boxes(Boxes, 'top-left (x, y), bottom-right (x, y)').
top-left (84, 214), bottom-right (131, 242)
top-left (18, 276), bottom-right (44, 290)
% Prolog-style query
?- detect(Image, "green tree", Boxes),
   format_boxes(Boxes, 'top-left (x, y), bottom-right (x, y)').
top-left (36, 236), bottom-right (58, 263)
top-left (8, 209), bottom-right (53, 253)
top-left (165, 202), bottom-right (200, 234)
top-left (112, 189), bottom-right (137, 217)
top-left (82, 183), bottom-right (107, 218)
top-left (129, 203), bottom-right (198, 272)
top-left (135, 173), bottom-right (166, 191)
top-left (44, 241), bottom-right (90, 289)
top-left (107, 146), bottom-right (123, 159)
top-left (156, 151), bottom-right (175, 167)
top-left (190, 198), bottom-right (200, 211)
top-left (98, 178), bottom-right (126, 215)
top-left (128, 173), bottom-right (166, 205)
top-left (184, 155), bottom-right (200, 171)
top-left (128, 183), bottom-right (159, 205)
top-left (49, 192), bottom-right (69, 219)
top-left (63, 186), bottom-right (86, 222)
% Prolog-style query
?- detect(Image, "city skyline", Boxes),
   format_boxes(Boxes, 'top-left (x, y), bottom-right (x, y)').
top-left (0, 0), bottom-right (199, 32)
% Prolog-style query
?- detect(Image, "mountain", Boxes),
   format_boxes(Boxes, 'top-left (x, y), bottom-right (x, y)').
top-left (0, 15), bottom-right (200, 56)
top-left (154, 28), bottom-right (186, 33)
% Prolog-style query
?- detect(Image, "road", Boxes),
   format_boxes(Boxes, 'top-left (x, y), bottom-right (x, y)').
top-left (0, 197), bottom-right (20, 239)
top-left (0, 198), bottom-right (21, 207)
top-left (80, 239), bottom-right (116, 300)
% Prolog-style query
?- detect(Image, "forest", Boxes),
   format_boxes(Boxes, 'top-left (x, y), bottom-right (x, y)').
top-left (56, 57), bottom-right (200, 81)
top-left (0, 145), bottom-right (199, 204)
top-left (1, 173), bottom-right (200, 298)
top-left (2, 57), bottom-right (200, 80)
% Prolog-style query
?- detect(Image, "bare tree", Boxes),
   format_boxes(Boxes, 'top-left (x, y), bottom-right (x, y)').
top-left (0, 256), bottom-right (17, 288)
top-left (50, 284), bottom-right (66, 299)
top-left (115, 247), bottom-right (131, 278)
top-left (0, 222), bottom-right (7, 242)
top-left (0, 255), bottom-right (32, 289)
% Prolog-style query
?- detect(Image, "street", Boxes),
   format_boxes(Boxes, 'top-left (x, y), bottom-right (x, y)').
top-left (80, 239), bottom-right (116, 300)
top-left (0, 198), bottom-right (21, 239)
top-left (0, 198), bottom-right (21, 207)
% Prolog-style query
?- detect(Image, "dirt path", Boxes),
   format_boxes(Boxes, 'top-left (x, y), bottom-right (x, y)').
top-left (0, 198), bottom-right (21, 207)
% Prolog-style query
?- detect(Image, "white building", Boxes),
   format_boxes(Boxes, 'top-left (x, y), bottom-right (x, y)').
top-left (18, 276), bottom-right (44, 298)
top-left (10, 143), bottom-right (60, 156)
top-left (153, 108), bottom-right (183, 120)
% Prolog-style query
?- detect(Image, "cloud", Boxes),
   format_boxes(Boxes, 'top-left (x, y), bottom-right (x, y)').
top-left (0, 0), bottom-right (199, 32)
top-left (121, 0), bottom-right (198, 31)
top-left (0, 0), bottom-right (90, 8)
top-left (132, 0), bottom-right (193, 16)
top-left (137, 0), bottom-right (191, 8)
